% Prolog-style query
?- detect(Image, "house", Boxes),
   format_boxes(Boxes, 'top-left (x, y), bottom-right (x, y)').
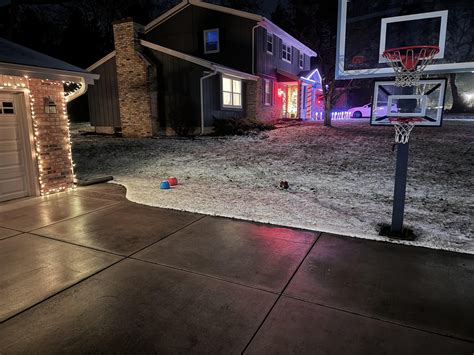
top-left (0, 37), bottom-right (97, 202)
top-left (87, 0), bottom-right (322, 137)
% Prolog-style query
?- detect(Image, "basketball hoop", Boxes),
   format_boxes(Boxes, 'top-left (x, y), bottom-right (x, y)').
top-left (389, 117), bottom-right (423, 144)
top-left (383, 46), bottom-right (439, 87)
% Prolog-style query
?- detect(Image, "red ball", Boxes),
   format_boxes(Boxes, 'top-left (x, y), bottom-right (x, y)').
top-left (167, 177), bottom-right (178, 186)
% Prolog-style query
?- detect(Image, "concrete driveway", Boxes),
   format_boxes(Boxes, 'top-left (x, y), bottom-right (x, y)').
top-left (0, 183), bottom-right (473, 354)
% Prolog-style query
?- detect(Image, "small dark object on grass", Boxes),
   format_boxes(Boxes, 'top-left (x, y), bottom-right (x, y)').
top-left (279, 180), bottom-right (289, 190)
top-left (378, 223), bottom-right (417, 241)
top-left (76, 176), bottom-right (113, 186)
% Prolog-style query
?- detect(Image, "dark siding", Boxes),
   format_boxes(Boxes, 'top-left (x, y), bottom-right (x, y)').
top-left (145, 5), bottom-right (255, 73)
top-left (88, 56), bottom-right (120, 127)
top-left (146, 49), bottom-right (204, 132)
top-left (202, 74), bottom-right (246, 127)
top-left (255, 27), bottom-right (313, 78)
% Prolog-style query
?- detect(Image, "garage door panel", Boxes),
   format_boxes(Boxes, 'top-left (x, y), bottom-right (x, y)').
top-left (0, 125), bottom-right (20, 141)
top-left (0, 151), bottom-right (23, 168)
top-left (0, 176), bottom-right (27, 197)
top-left (0, 141), bottom-right (21, 152)
top-left (0, 165), bottom-right (26, 179)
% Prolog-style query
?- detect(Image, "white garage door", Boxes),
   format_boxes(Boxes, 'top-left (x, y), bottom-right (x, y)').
top-left (0, 94), bottom-right (30, 202)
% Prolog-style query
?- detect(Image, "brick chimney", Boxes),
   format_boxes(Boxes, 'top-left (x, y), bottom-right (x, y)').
top-left (113, 18), bottom-right (156, 138)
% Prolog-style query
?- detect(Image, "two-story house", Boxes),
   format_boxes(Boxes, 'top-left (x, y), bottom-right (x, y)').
top-left (87, 0), bottom-right (322, 137)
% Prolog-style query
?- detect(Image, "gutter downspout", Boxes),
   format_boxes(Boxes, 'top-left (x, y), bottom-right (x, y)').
top-left (251, 24), bottom-right (260, 74)
top-left (200, 69), bottom-right (217, 135)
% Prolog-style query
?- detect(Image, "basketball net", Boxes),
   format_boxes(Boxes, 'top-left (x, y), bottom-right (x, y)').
top-left (383, 46), bottom-right (439, 143)
top-left (383, 46), bottom-right (439, 87)
top-left (390, 119), bottom-right (420, 144)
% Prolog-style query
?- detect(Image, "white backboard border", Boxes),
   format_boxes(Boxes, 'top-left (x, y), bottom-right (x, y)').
top-left (336, 0), bottom-right (474, 79)
top-left (370, 78), bottom-right (447, 127)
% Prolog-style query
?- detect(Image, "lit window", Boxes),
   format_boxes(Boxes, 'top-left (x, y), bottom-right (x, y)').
top-left (282, 42), bottom-right (292, 63)
top-left (264, 79), bottom-right (272, 106)
top-left (299, 53), bottom-right (304, 69)
top-left (222, 76), bottom-right (242, 108)
top-left (266, 32), bottom-right (273, 54)
top-left (204, 29), bottom-right (219, 54)
top-left (0, 101), bottom-right (14, 114)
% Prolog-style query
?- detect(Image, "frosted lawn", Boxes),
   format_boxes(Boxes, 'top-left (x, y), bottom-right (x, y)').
top-left (72, 120), bottom-right (473, 254)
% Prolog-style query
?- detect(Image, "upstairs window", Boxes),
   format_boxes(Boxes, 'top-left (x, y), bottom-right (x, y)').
top-left (282, 42), bottom-right (292, 63)
top-left (222, 76), bottom-right (242, 108)
top-left (264, 79), bottom-right (273, 106)
top-left (204, 29), bottom-right (219, 54)
top-left (266, 32), bottom-right (273, 54)
top-left (299, 53), bottom-right (304, 69)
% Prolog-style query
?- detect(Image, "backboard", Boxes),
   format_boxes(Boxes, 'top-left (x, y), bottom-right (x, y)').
top-left (336, 0), bottom-right (474, 79)
top-left (370, 78), bottom-right (447, 126)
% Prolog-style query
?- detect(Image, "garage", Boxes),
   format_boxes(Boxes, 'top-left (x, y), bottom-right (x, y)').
top-left (0, 93), bottom-right (35, 202)
top-left (0, 37), bottom-right (97, 202)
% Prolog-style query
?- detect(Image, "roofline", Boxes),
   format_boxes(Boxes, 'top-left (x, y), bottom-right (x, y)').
top-left (188, 0), bottom-right (261, 21)
top-left (141, 40), bottom-right (212, 68)
top-left (301, 68), bottom-right (322, 83)
top-left (260, 19), bottom-right (317, 57)
top-left (143, 0), bottom-right (317, 57)
top-left (144, 1), bottom-right (191, 32)
top-left (0, 62), bottom-right (99, 84)
top-left (140, 40), bottom-right (258, 80)
top-left (87, 51), bottom-right (116, 72)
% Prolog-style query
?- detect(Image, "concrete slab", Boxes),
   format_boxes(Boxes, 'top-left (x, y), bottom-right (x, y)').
top-left (0, 233), bottom-right (121, 321)
top-left (71, 183), bottom-right (128, 202)
top-left (0, 226), bottom-right (21, 240)
top-left (32, 202), bottom-right (202, 256)
top-left (135, 216), bottom-right (318, 292)
top-left (285, 233), bottom-right (474, 341)
top-left (0, 195), bottom-right (118, 231)
top-left (246, 296), bottom-right (473, 355)
top-left (0, 259), bottom-right (276, 353)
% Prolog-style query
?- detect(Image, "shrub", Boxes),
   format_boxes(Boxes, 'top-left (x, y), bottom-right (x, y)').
top-left (212, 117), bottom-right (274, 136)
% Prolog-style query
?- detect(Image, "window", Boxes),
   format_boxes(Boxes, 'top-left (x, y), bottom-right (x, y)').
top-left (264, 79), bottom-right (272, 106)
top-left (282, 42), bottom-right (292, 63)
top-left (222, 76), bottom-right (242, 108)
top-left (266, 32), bottom-right (273, 54)
top-left (299, 53), bottom-right (304, 69)
top-left (204, 29), bottom-right (219, 54)
top-left (0, 101), bottom-right (14, 114)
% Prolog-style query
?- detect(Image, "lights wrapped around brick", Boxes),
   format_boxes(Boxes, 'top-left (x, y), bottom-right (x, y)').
top-left (25, 76), bottom-right (76, 196)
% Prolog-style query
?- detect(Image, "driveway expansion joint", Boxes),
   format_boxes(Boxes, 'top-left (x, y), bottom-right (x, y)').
top-left (241, 231), bottom-right (323, 353)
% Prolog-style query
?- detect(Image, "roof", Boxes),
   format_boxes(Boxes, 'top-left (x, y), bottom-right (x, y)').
top-left (88, 41), bottom-right (258, 81)
top-left (87, 51), bottom-right (116, 72)
top-left (140, 40), bottom-right (258, 80)
top-left (0, 37), bottom-right (98, 84)
top-left (299, 68), bottom-right (322, 84)
top-left (144, 0), bottom-right (317, 57)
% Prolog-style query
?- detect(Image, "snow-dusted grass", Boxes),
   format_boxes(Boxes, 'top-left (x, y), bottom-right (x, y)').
top-left (72, 120), bottom-right (473, 254)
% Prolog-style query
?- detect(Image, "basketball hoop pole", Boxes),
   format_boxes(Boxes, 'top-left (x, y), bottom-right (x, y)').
top-left (382, 45), bottom-right (439, 237)
top-left (391, 142), bottom-right (409, 234)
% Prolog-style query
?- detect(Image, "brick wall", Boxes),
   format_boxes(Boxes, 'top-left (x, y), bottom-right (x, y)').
top-left (246, 78), bottom-right (281, 123)
top-left (113, 18), bottom-right (156, 138)
top-left (28, 79), bottom-right (74, 194)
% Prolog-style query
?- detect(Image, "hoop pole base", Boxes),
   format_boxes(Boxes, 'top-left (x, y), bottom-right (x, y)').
top-left (391, 142), bottom-right (410, 235)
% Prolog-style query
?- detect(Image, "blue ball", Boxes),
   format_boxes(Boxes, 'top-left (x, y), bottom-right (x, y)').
top-left (160, 180), bottom-right (171, 189)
